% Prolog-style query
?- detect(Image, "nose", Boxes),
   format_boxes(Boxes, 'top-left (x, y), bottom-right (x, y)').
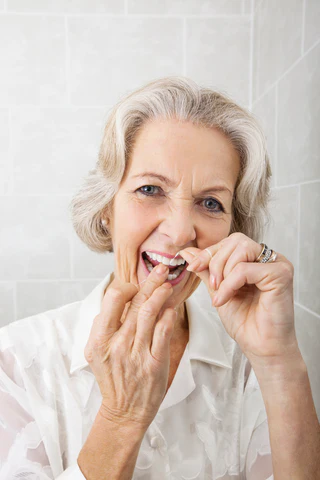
top-left (158, 204), bottom-right (196, 249)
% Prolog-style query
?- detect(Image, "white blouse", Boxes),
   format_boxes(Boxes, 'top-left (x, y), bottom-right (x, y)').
top-left (0, 272), bottom-right (274, 480)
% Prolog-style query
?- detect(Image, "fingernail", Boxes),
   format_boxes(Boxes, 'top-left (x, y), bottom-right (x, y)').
top-left (210, 275), bottom-right (215, 290)
top-left (187, 257), bottom-right (201, 272)
top-left (156, 263), bottom-right (168, 275)
top-left (212, 293), bottom-right (220, 306)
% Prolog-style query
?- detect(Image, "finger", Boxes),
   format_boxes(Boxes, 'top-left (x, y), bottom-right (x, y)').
top-left (222, 239), bottom-right (261, 279)
top-left (120, 263), bottom-right (170, 339)
top-left (184, 242), bottom-right (223, 273)
top-left (212, 261), bottom-right (280, 307)
top-left (99, 282), bottom-right (139, 332)
top-left (151, 307), bottom-right (178, 362)
top-left (133, 282), bottom-right (173, 351)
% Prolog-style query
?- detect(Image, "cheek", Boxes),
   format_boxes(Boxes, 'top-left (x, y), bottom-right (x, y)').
top-left (196, 219), bottom-right (231, 249)
top-left (114, 201), bottom-right (159, 248)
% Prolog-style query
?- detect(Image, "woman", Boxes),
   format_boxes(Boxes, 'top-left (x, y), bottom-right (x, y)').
top-left (0, 77), bottom-right (319, 480)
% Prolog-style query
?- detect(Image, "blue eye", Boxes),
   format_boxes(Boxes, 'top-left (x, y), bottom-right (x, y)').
top-left (202, 198), bottom-right (225, 213)
top-left (138, 185), bottom-right (160, 195)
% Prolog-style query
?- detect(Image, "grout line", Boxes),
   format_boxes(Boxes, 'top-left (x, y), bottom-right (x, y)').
top-left (0, 12), bottom-right (250, 18)
top-left (296, 185), bottom-right (301, 302)
top-left (69, 233), bottom-right (74, 279)
top-left (301, 0), bottom-right (306, 55)
top-left (14, 282), bottom-right (17, 323)
top-left (0, 193), bottom-right (74, 197)
top-left (294, 302), bottom-right (320, 320)
top-left (274, 82), bottom-right (278, 186)
top-left (183, 17), bottom-right (186, 76)
top-left (0, 105), bottom-right (113, 109)
top-left (0, 278), bottom-right (107, 283)
top-left (254, 0), bottom-right (261, 102)
top-left (248, 0), bottom-right (254, 110)
top-left (252, 37), bottom-right (320, 107)
top-left (7, 108), bottom-right (13, 195)
top-left (64, 16), bottom-right (71, 105)
top-left (272, 179), bottom-right (320, 189)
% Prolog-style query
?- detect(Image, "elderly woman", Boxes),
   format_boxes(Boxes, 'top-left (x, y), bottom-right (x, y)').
top-left (0, 77), bottom-right (319, 480)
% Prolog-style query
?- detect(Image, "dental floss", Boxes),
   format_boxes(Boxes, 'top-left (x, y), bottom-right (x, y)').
top-left (169, 251), bottom-right (182, 266)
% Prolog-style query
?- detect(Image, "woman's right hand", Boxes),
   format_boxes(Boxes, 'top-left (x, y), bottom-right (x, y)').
top-left (84, 263), bottom-right (177, 432)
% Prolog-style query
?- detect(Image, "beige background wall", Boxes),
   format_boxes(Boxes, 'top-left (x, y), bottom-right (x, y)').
top-left (0, 1), bottom-right (319, 412)
top-left (252, 0), bottom-right (320, 416)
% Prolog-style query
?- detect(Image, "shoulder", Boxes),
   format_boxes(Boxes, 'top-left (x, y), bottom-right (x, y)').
top-left (0, 299), bottom-right (82, 371)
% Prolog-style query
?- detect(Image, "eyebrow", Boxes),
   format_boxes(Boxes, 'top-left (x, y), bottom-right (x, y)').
top-left (130, 172), bottom-right (233, 196)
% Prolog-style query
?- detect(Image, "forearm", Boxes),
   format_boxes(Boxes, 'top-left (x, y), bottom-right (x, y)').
top-left (251, 351), bottom-right (320, 480)
top-left (77, 408), bottom-right (146, 480)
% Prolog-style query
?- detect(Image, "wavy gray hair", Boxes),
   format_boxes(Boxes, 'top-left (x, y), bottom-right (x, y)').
top-left (69, 76), bottom-right (271, 253)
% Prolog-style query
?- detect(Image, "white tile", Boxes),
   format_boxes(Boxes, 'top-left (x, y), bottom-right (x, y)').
top-left (0, 283), bottom-right (15, 328)
top-left (16, 280), bottom-right (99, 320)
top-left (277, 43), bottom-right (320, 185)
top-left (0, 195), bottom-right (72, 280)
top-left (265, 187), bottom-right (299, 297)
top-left (0, 0), bottom-right (4, 10)
top-left (72, 231), bottom-right (115, 279)
top-left (294, 304), bottom-right (320, 419)
top-left (0, 15), bottom-right (66, 106)
top-left (0, 109), bottom-right (10, 195)
top-left (299, 182), bottom-right (320, 315)
top-left (7, 0), bottom-right (123, 13)
top-left (128, 0), bottom-right (243, 15)
top-left (12, 108), bottom-right (106, 195)
top-left (186, 17), bottom-right (250, 107)
top-left (242, 0), bottom-right (252, 14)
top-left (252, 86), bottom-right (276, 187)
top-left (68, 16), bottom-right (183, 106)
top-left (253, 0), bottom-right (303, 100)
top-left (304, 0), bottom-right (320, 52)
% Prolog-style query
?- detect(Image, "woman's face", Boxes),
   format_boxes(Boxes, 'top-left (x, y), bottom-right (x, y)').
top-left (107, 118), bottom-right (240, 311)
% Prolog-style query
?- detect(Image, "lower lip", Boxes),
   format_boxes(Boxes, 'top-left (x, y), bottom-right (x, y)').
top-left (140, 253), bottom-right (189, 286)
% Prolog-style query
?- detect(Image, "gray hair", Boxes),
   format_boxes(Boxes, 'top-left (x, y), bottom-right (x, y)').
top-left (69, 76), bottom-right (272, 253)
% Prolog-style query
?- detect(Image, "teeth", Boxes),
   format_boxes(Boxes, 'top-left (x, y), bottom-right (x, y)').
top-left (144, 257), bottom-right (185, 281)
top-left (145, 251), bottom-right (185, 266)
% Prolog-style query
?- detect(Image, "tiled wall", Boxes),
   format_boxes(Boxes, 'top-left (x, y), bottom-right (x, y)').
top-left (0, 0), bottom-right (252, 325)
top-left (252, 0), bottom-right (320, 414)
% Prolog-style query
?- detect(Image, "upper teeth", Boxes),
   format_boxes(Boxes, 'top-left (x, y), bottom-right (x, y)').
top-left (145, 251), bottom-right (185, 266)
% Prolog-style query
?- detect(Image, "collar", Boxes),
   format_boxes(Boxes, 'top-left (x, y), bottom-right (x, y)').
top-left (70, 273), bottom-right (233, 375)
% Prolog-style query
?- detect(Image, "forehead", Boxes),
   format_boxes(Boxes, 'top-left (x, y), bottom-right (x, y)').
top-left (125, 119), bottom-right (240, 186)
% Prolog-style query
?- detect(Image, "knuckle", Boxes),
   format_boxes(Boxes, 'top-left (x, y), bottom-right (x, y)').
top-left (110, 337), bottom-right (127, 356)
top-left (139, 303), bottom-right (155, 319)
top-left (106, 287), bottom-right (123, 303)
top-left (84, 344), bottom-right (94, 363)
top-left (241, 239), bottom-right (249, 249)
top-left (280, 261), bottom-right (294, 280)
top-left (131, 291), bottom-right (149, 310)
top-left (160, 324), bottom-right (173, 338)
top-left (229, 232), bottom-right (243, 241)
top-left (234, 262), bottom-right (244, 276)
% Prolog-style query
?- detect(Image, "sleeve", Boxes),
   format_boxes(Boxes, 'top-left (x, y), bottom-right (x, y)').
top-left (0, 340), bottom-right (86, 480)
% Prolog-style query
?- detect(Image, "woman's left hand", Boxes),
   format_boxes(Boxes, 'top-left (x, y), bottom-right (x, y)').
top-left (178, 233), bottom-right (300, 366)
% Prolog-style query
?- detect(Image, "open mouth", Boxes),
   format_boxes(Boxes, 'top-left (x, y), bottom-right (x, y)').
top-left (142, 251), bottom-right (188, 281)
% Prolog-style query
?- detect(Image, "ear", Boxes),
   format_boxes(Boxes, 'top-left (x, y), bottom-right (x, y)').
top-left (101, 218), bottom-right (109, 228)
